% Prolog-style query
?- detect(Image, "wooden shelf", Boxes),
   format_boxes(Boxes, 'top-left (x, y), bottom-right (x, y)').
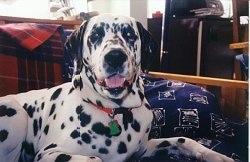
top-left (229, 42), bottom-right (249, 49)
top-left (0, 15), bottom-right (82, 29)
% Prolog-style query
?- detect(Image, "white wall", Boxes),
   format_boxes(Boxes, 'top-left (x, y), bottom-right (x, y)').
top-left (0, 0), bottom-right (50, 18)
top-left (147, 0), bottom-right (165, 18)
top-left (87, 0), bottom-right (130, 16)
top-left (130, 0), bottom-right (147, 28)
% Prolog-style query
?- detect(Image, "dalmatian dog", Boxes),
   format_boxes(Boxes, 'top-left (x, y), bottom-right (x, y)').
top-left (0, 14), bottom-right (234, 162)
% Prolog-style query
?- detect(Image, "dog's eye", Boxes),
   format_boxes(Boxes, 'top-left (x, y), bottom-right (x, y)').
top-left (126, 32), bottom-right (134, 39)
top-left (89, 32), bottom-right (100, 44)
top-left (122, 27), bottom-right (136, 41)
top-left (89, 27), bottom-right (105, 44)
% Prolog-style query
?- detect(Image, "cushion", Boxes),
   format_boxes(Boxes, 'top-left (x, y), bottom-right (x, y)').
top-left (142, 74), bottom-right (234, 139)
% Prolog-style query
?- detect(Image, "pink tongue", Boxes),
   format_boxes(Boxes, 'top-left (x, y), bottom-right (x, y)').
top-left (105, 75), bottom-right (125, 88)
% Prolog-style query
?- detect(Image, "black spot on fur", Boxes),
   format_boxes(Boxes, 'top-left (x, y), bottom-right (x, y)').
top-left (21, 141), bottom-right (35, 159)
top-left (96, 100), bottom-right (103, 107)
top-left (49, 104), bottom-right (56, 116)
top-left (44, 125), bottom-right (49, 135)
top-left (127, 134), bottom-right (131, 142)
top-left (112, 99), bottom-right (123, 105)
top-left (70, 130), bottom-right (80, 139)
top-left (92, 122), bottom-right (110, 137)
top-left (61, 123), bottom-right (65, 130)
top-left (145, 103), bottom-right (151, 109)
top-left (0, 129), bottom-right (8, 142)
top-left (38, 117), bottom-right (43, 130)
top-left (33, 119), bottom-right (38, 136)
top-left (69, 116), bottom-right (74, 122)
top-left (99, 147), bottom-right (109, 154)
top-left (50, 88), bottom-right (62, 101)
top-left (131, 120), bottom-right (140, 132)
top-left (88, 75), bottom-right (96, 85)
top-left (55, 154), bottom-right (72, 162)
top-left (24, 104), bottom-right (35, 118)
top-left (105, 139), bottom-right (112, 146)
top-left (115, 109), bottom-right (133, 131)
top-left (77, 140), bottom-right (82, 145)
top-left (36, 153), bottom-right (42, 161)
top-left (76, 105), bottom-right (83, 114)
top-left (53, 114), bottom-right (57, 120)
top-left (138, 90), bottom-right (144, 101)
top-left (44, 143), bottom-right (57, 151)
top-left (41, 102), bottom-right (45, 110)
top-left (81, 133), bottom-right (91, 144)
top-left (79, 111), bottom-right (91, 127)
top-left (0, 105), bottom-right (16, 117)
top-left (118, 142), bottom-right (127, 154)
top-left (23, 103), bottom-right (28, 109)
top-left (68, 87), bottom-right (74, 94)
top-left (157, 141), bottom-right (171, 148)
top-left (86, 74), bottom-right (98, 92)
top-left (178, 137), bottom-right (186, 144)
top-left (73, 76), bottom-right (83, 90)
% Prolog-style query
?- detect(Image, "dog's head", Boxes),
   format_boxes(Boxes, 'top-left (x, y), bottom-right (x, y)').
top-left (65, 14), bottom-right (157, 107)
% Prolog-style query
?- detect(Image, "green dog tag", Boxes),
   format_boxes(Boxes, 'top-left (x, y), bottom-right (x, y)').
top-left (109, 120), bottom-right (121, 136)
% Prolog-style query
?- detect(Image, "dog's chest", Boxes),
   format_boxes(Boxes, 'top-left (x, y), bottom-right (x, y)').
top-left (37, 102), bottom-right (152, 162)
top-left (17, 83), bottom-right (153, 161)
top-left (70, 104), bottom-right (153, 161)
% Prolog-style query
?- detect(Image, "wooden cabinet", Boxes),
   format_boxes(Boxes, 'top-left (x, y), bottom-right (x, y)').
top-left (147, 18), bottom-right (162, 71)
top-left (148, 17), bottom-right (237, 79)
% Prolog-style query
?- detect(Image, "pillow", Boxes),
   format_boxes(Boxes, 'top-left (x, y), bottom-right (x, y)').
top-left (141, 74), bottom-right (234, 139)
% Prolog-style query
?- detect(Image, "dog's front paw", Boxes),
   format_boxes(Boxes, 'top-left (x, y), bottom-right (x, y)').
top-left (196, 150), bottom-right (234, 162)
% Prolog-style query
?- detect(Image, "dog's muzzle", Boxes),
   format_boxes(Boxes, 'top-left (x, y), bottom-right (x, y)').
top-left (96, 50), bottom-right (132, 95)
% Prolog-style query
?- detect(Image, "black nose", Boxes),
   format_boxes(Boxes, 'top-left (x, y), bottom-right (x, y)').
top-left (104, 50), bottom-right (128, 69)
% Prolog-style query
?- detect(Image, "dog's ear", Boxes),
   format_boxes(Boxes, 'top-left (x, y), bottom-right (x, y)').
top-left (136, 21), bottom-right (158, 73)
top-left (65, 21), bottom-right (88, 74)
top-left (65, 21), bottom-right (88, 89)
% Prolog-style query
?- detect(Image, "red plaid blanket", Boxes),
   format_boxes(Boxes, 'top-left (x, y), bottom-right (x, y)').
top-left (0, 23), bottom-right (65, 96)
top-left (0, 23), bottom-right (60, 51)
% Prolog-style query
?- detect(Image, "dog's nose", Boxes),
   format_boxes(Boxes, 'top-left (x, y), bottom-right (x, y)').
top-left (104, 50), bottom-right (127, 69)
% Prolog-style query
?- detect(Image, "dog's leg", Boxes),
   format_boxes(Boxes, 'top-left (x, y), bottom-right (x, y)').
top-left (0, 96), bottom-right (28, 162)
top-left (34, 151), bottom-right (102, 162)
top-left (141, 137), bottom-right (234, 162)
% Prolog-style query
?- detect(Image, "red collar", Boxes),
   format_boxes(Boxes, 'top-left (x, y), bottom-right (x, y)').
top-left (91, 103), bottom-right (133, 116)
top-left (91, 103), bottom-right (114, 115)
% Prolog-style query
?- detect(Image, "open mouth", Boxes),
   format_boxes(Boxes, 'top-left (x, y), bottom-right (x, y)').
top-left (97, 74), bottom-right (130, 94)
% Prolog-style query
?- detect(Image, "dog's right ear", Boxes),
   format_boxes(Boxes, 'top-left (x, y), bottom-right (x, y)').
top-left (65, 21), bottom-right (88, 89)
top-left (136, 21), bottom-right (158, 73)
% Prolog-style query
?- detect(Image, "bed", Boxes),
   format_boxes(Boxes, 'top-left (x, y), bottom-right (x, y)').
top-left (0, 16), bottom-right (248, 162)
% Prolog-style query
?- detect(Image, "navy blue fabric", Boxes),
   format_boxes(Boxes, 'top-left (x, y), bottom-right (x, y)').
top-left (142, 74), bottom-right (234, 139)
top-left (236, 54), bottom-right (248, 80)
top-left (140, 74), bottom-right (248, 162)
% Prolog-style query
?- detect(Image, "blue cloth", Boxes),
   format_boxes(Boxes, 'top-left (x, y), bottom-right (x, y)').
top-left (236, 54), bottom-right (249, 80)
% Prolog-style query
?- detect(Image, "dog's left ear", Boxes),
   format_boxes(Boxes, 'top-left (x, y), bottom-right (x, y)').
top-left (136, 21), bottom-right (158, 73)
top-left (65, 21), bottom-right (88, 89)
